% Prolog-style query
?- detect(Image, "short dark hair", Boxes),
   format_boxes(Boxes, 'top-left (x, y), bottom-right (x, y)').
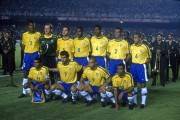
top-left (34, 57), bottom-right (41, 63)
top-left (94, 25), bottom-right (102, 30)
top-left (63, 26), bottom-right (70, 31)
top-left (27, 20), bottom-right (35, 26)
top-left (134, 33), bottom-right (142, 38)
top-left (60, 51), bottom-right (69, 58)
top-left (118, 63), bottom-right (125, 69)
top-left (115, 27), bottom-right (122, 33)
top-left (45, 23), bottom-right (53, 29)
top-left (168, 33), bottom-right (173, 36)
top-left (89, 57), bottom-right (96, 62)
top-left (77, 27), bottom-right (83, 32)
top-left (157, 33), bottom-right (163, 37)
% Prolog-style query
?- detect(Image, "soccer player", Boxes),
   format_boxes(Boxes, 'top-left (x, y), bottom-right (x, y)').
top-left (25, 58), bottom-right (51, 103)
top-left (40, 23), bottom-right (57, 85)
top-left (90, 25), bottom-right (108, 68)
top-left (124, 30), bottom-right (134, 45)
top-left (78, 57), bottom-right (115, 107)
top-left (74, 27), bottom-right (91, 67)
top-left (107, 27), bottom-right (130, 76)
top-left (113, 63), bottom-right (134, 110)
top-left (49, 51), bottom-right (82, 104)
top-left (19, 20), bottom-right (41, 98)
top-left (128, 33), bottom-right (151, 108)
top-left (57, 27), bottom-right (74, 61)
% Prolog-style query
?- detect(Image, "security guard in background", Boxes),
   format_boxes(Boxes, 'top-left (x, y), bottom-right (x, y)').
top-left (166, 33), bottom-right (179, 82)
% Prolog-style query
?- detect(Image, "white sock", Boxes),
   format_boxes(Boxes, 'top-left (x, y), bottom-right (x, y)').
top-left (45, 89), bottom-right (51, 95)
top-left (53, 90), bottom-right (67, 99)
top-left (133, 87), bottom-right (138, 104)
top-left (23, 88), bottom-right (26, 94)
top-left (71, 91), bottom-right (78, 100)
top-left (22, 78), bottom-right (28, 94)
top-left (100, 93), bottom-right (107, 102)
top-left (128, 96), bottom-right (133, 105)
top-left (26, 88), bottom-right (30, 94)
top-left (80, 91), bottom-right (93, 101)
top-left (141, 87), bottom-right (148, 105)
top-left (106, 91), bottom-right (115, 103)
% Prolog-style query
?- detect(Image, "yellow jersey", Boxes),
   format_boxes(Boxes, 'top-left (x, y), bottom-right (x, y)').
top-left (82, 66), bottom-right (110, 87)
top-left (22, 31), bottom-right (41, 53)
top-left (112, 72), bottom-right (134, 90)
top-left (74, 37), bottom-right (91, 57)
top-left (130, 44), bottom-right (151, 64)
top-left (28, 66), bottom-right (49, 82)
top-left (91, 36), bottom-right (108, 56)
top-left (107, 39), bottom-right (130, 59)
top-left (57, 61), bottom-right (82, 83)
top-left (57, 38), bottom-right (74, 59)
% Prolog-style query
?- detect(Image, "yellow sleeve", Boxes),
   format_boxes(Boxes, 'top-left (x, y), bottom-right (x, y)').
top-left (75, 62), bottom-right (82, 72)
top-left (71, 40), bottom-right (75, 53)
top-left (22, 33), bottom-right (25, 45)
top-left (146, 46), bottom-right (152, 59)
top-left (88, 39), bottom-right (91, 52)
top-left (44, 67), bottom-right (50, 80)
top-left (112, 77), bottom-right (117, 87)
top-left (82, 69), bottom-right (87, 79)
top-left (107, 42), bottom-right (110, 53)
top-left (28, 68), bottom-right (33, 79)
top-left (126, 42), bottom-right (130, 54)
top-left (101, 68), bottom-right (110, 79)
top-left (127, 73), bottom-right (134, 87)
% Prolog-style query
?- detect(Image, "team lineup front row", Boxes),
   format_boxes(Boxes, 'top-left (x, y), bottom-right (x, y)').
top-left (20, 20), bottom-right (180, 110)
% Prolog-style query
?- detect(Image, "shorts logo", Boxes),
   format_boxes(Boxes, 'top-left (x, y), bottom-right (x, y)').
top-left (140, 49), bottom-right (143, 53)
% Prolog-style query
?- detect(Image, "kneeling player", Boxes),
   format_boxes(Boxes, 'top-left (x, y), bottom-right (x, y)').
top-left (49, 51), bottom-right (83, 104)
top-left (113, 63), bottom-right (134, 110)
top-left (78, 57), bottom-right (115, 107)
top-left (24, 58), bottom-right (51, 103)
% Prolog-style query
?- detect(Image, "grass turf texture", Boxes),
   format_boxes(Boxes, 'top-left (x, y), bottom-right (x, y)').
top-left (0, 45), bottom-right (180, 120)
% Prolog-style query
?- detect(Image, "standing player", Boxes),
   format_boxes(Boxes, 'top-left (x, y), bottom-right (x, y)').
top-left (19, 20), bottom-right (41, 98)
top-left (129, 33), bottom-right (151, 108)
top-left (113, 63), bottom-right (134, 110)
top-left (78, 57), bottom-right (115, 107)
top-left (107, 27), bottom-right (130, 76)
top-left (74, 27), bottom-right (91, 67)
top-left (40, 23), bottom-right (57, 85)
top-left (90, 25), bottom-right (108, 68)
top-left (57, 27), bottom-right (74, 61)
top-left (49, 51), bottom-right (82, 104)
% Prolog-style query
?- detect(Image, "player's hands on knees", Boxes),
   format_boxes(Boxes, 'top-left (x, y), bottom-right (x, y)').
top-left (119, 92), bottom-right (124, 100)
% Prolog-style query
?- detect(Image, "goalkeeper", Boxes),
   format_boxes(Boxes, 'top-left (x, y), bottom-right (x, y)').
top-left (40, 23), bottom-right (58, 85)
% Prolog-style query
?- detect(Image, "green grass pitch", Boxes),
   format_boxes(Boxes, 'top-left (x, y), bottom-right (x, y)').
top-left (0, 45), bottom-right (180, 120)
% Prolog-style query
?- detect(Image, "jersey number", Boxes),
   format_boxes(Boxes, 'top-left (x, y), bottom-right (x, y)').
top-left (114, 49), bottom-right (118, 54)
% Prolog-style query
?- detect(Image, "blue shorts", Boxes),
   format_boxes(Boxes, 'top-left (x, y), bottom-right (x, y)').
top-left (90, 85), bottom-right (100, 94)
top-left (130, 63), bottom-right (148, 83)
top-left (74, 57), bottom-right (88, 66)
top-left (108, 59), bottom-right (125, 76)
top-left (117, 89), bottom-right (127, 101)
top-left (22, 52), bottom-right (40, 71)
top-left (32, 81), bottom-right (44, 90)
top-left (60, 81), bottom-right (76, 93)
top-left (94, 56), bottom-right (106, 68)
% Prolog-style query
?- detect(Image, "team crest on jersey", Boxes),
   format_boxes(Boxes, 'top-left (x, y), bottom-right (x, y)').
top-left (140, 49), bottom-right (143, 53)
top-left (82, 43), bottom-right (86, 46)
top-left (68, 68), bottom-right (72, 71)
top-left (120, 44), bottom-right (122, 47)
top-left (67, 43), bottom-right (70, 46)
top-left (34, 36), bottom-right (37, 40)
top-left (100, 42), bottom-right (103, 45)
top-left (123, 80), bottom-right (126, 83)
top-left (96, 73), bottom-right (99, 76)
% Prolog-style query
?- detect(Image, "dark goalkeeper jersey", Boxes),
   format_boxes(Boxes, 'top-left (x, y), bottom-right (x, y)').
top-left (40, 34), bottom-right (57, 56)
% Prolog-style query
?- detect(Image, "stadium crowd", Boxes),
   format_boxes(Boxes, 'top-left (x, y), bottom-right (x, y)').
top-left (1, 0), bottom-right (180, 20)
top-left (1, 20), bottom-right (179, 110)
